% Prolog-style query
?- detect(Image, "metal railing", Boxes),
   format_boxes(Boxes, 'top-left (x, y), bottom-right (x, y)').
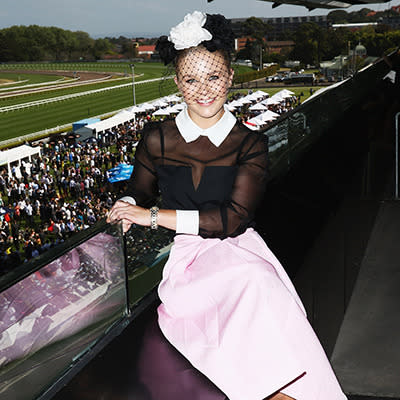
top-left (396, 111), bottom-right (400, 199)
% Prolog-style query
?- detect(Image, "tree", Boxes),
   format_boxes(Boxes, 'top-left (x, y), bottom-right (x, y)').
top-left (48, 27), bottom-right (72, 60)
top-left (236, 38), bottom-right (255, 61)
top-left (290, 23), bottom-right (319, 66)
top-left (74, 31), bottom-right (94, 60)
top-left (242, 17), bottom-right (269, 44)
top-left (0, 25), bottom-right (111, 62)
top-left (328, 10), bottom-right (350, 24)
top-left (92, 38), bottom-right (112, 60)
top-left (242, 17), bottom-right (271, 67)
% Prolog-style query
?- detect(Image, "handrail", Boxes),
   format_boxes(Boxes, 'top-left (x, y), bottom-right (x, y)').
top-left (260, 51), bottom-right (395, 181)
top-left (396, 111), bottom-right (400, 199)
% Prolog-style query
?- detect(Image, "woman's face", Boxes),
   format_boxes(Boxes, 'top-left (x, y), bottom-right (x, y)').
top-left (175, 47), bottom-right (233, 129)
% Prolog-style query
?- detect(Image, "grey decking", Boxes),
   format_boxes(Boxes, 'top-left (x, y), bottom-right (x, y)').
top-left (331, 201), bottom-right (400, 398)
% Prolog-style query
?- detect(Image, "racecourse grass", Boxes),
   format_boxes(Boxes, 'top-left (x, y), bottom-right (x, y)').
top-left (0, 77), bottom-right (133, 107)
top-left (0, 73), bottom-right (64, 86)
top-left (0, 62), bottom-right (255, 142)
top-left (0, 62), bottom-right (168, 78)
top-left (0, 78), bottom-right (177, 140)
top-left (0, 83), bottom-right (320, 142)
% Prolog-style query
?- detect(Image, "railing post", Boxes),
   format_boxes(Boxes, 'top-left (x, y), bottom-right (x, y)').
top-left (396, 112), bottom-right (400, 199)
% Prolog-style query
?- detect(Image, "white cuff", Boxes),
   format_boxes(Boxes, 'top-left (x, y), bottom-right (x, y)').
top-left (176, 210), bottom-right (199, 235)
top-left (119, 196), bottom-right (136, 205)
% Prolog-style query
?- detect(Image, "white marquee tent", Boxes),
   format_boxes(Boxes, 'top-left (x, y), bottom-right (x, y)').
top-left (249, 103), bottom-right (268, 111)
top-left (152, 104), bottom-right (184, 116)
top-left (0, 145), bottom-right (41, 175)
top-left (254, 109), bottom-right (280, 123)
top-left (82, 110), bottom-right (136, 136)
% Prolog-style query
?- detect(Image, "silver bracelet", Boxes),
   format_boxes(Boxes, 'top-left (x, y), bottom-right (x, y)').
top-left (150, 206), bottom-right (159, 230)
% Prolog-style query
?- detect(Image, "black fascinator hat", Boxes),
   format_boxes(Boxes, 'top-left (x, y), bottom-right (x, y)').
top-left (155, 36), bottom-right (177, 66)
top-left (203, 14), bottom-right (235, 53)
top-left (156, 12), bottom-right (235, 66)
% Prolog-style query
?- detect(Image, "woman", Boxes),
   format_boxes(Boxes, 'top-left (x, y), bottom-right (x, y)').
top-left (107, 11), bottom-right (347, 400)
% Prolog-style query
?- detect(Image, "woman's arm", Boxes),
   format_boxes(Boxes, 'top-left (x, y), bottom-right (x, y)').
top-left (107, 202), bottom-right (176, 233)
top-left (198, 133), bottom-right (269, 238)
top-left (107, 128), bottom-right (160, 232)
top-left (107, 124), bottom-right (194, 234)
top-left (120, 129), bottom-right (159, 208)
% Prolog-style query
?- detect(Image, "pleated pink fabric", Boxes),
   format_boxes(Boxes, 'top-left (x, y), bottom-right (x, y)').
top-left (157, 228), bottom-right (347, 400)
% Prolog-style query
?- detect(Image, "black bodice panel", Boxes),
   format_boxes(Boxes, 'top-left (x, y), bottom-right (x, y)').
top-left (124, 120), bottom-right (269, 239)
top-left (156, 165), bottom-right (238, 211)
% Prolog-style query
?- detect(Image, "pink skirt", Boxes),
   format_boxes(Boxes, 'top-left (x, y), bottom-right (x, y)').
top-left (157, 228), bottom-right (347, 400)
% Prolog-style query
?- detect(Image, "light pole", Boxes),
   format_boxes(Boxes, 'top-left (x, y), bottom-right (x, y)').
top-left (130, 64), bottom-right (136, 106)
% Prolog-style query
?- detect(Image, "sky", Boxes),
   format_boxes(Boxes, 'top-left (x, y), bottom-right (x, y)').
top-left (0, 0), bottom-right (398, 38)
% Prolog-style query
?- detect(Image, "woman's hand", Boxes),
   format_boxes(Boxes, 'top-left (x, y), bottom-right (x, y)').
top-left (106, 200), bottom-right (150, 233)
top-left (107, 201), bottom-right (177, 233)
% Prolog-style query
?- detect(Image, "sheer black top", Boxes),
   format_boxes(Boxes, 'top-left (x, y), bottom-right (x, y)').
top-left (124, 119), bottom-right (269, 239)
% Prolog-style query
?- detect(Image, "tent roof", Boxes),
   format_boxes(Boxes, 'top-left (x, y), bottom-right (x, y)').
top-left (85, 110), bottom-right (136, 133)
top-left (0, 145), bottom-right (41, 166)
top-left (73, 118), bottom-right (101, 125)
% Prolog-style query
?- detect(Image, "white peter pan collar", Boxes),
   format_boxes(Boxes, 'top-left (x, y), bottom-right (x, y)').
top-left (175, 104), bottom-right (237, 147)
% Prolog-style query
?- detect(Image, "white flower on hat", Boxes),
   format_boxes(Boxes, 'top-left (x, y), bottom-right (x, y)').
top-left (168, 11), bottom-right (212, 51)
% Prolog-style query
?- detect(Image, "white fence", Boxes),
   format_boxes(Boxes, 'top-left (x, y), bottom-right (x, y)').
top-left (0, 76), bottom-right (173, 113)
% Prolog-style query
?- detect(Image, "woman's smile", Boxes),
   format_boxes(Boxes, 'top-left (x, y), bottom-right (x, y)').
top-left (196, 98), bottom-right (216, 106)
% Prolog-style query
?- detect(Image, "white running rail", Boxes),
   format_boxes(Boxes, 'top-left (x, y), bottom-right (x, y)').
top-left (0, 76), bottom-right (173, 113)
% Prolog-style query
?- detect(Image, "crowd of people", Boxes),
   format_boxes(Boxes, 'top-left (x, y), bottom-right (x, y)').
top-left (0, 91), bottom-right (298, 273)
top-left (0, 119), bottom-right (142, 272)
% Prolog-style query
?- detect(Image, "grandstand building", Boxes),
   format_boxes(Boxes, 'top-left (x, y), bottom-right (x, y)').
top-left (231, 13), bottom-right (400, 37)
top-left (381, 15), bottom-right (400, 29)
top-left (230, 15), bottom-right (329, 40)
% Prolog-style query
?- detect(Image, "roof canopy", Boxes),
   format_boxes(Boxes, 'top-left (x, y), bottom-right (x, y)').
top-left (210, 0), bottom-right (390, 11)
top-left (85, 110), bottom-right (136, 133)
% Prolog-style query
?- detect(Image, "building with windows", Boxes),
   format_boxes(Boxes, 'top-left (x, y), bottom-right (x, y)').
top-left (381, 15), bottom-right (400, 29)
top-left (234, 37), bottom-right (294, 55)
top-left (137, 45), bottom-right (156, 59)
top-left (230, 15), bottom-right (329, 40)
top-left (235, 37), bottom-right (255, 52)
top-left (266, 40), bottom-right (295, 54)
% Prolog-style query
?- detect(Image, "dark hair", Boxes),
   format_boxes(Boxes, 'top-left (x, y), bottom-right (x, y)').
top-left (155, 13), bottom-right (235, 66)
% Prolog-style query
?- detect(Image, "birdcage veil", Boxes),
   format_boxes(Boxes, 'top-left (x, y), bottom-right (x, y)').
top-left (156, 11), bottom-right (235, 103)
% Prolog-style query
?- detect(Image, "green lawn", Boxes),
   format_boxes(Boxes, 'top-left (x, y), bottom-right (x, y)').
top-left (232, 65), bottom-right (254, 74)
top-left (0, 61), bottom-right (308, 143)
top-left (0, 77), bottom-right (133, 107)
top-left (0, 61), bottom-right (168, 78)
top-left (0, 78), bottom-right (177, 141)
top-left (0, 62), bottom-right (169, 108)
top-left (0, 72), bottom-right (64, 86)
top-left (0, 83), bottom-right (322, 142)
